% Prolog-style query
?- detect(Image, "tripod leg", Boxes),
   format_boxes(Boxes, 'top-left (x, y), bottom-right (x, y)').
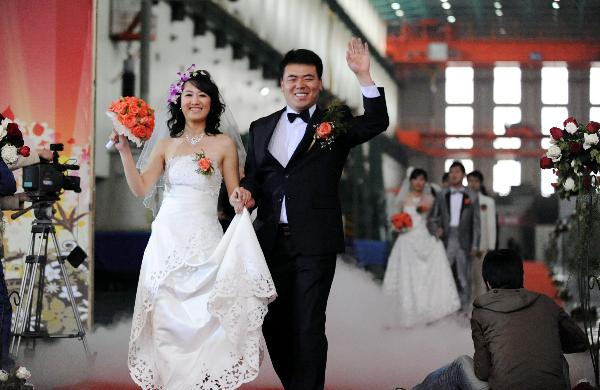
top-left (10, 232), bottom-right (36, 356)
top-left (9, 261), bottom-right (31, 355)
top-left (50, 231), bottom-right (91, 358)
top-left (13, 235), bottom-right (44, 358)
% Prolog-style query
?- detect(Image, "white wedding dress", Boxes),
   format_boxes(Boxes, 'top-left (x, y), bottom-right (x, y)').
top-left (382, 196), bottom-right (460, 328)
top-left (128, 154), bottom-right (277, 390)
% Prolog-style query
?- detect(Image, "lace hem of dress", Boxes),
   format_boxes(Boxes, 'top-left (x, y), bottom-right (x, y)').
top-left (128, 243), bottom-right (276, 389)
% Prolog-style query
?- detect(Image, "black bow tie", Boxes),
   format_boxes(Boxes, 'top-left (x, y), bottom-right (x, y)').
top-left (287, 110), bottom-right (310, 123)
top-left (451, 188), bottom-right (464, 194)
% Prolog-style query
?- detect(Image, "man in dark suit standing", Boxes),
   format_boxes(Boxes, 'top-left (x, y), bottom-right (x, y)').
top-left (240, 38), bottom-right (389, 390)
top-left (435, 161), bottom-right (481, 308)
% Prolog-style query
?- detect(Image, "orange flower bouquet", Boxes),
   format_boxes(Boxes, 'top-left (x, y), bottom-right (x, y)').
top-left (391, 212), bottom-right (413, 233)
top-left (106, 96), bottom-right (155, 148)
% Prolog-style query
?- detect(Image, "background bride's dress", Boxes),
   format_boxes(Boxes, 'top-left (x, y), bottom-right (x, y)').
top-left (383, 197), bottom-right (460, 327)
top-left (128, 154), bottom-right (276, 390)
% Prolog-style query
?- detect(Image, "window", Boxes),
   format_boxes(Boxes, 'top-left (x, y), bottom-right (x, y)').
top-left (493, 106), bottom-right (521, 149)
top-left (445, 66), bottom-right (474, 153)
top-left (494, 66), bottom-right (521, 104)
top-left (540, 64), bottom-right (568, 195)
top-left (541, 66), bottom-right (568, 105)
top-left (592, 64), bottom-right (600, 121)
top-left (445, 67), bottom-right (474, 104)
top-left (493, 160), bottom-right (521, 196)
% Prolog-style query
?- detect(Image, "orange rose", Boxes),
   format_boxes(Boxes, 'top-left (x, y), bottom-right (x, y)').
top-left (199, 157), bottom-right (212, 172)
top-left (316, 122), bottom-right (333, 139)
top-left (128, 102), bottom-right (140, 115)
top-left (139, 105), bottom-right (148, 117)
top-left (123, 115), bottom-right (137, 129)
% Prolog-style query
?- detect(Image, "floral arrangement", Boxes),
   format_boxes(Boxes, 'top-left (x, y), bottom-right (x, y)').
top-left (309, 102), bottom-right (350, 150)
top-left (192, 151), bottom-right (214, 176)
top-left (106, 96), bottom-right (155, 147)
top-left (0, 365), bottom-right (33, 389)
top-left (391, 212), bottom-right (413, 233)
top-left (0, 115), bottom-right (30, 165)
top-left (168, 64), bottom-right (208, 104)
top-left (540, 117), bottom-right (600, 198)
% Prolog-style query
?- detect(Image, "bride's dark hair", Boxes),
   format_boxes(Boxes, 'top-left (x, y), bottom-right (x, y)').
top-left (167, 70), bottom-right (225, 138)
top-left (409, 168), bottom-right (428, 181)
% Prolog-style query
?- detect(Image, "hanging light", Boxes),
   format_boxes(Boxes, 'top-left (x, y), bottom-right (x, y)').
top-left (395, 9), bottom-right (405, 17)
top-left (442, 2), bottom-right (451, 10)
top-left (447, 15), bottom-right (456, 23)
top-left (391, 2), bottom-right (401, 10)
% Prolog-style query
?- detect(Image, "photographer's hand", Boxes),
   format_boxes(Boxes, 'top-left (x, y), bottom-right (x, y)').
top-left (36, 149), bottom-right (53, 161)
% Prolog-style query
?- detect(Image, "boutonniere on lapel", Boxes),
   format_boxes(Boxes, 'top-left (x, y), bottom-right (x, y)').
top-left (480, 204), bottom-right (488, 211)
top-left (309, 103), bottom-right (349, 151)
top-left (463, 195), bottom-right (472, 206)
top-left (192, 150), bottom-right (214, 176)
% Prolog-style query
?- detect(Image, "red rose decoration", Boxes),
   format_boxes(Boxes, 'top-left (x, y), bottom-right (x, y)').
top-left (6, 123), bottom-right (22, 138)
top-left (540, 156), bottom-right (553, 169)
top-left (587, 121), bottom-right (600, 134)
top-left (583, 174), bottom-right (592, 189)
top-left (19, 146), bottom-right (30, 157)
top-left (463, 197), bottom-right (472, 206)
top-left (549, 127), bottom-right (564, 140)
top-left (316, 122), bottom-right (333, 139)
top-left (570, 142), bottom-right (582, 154)
top-left (564, 117), bottom-right (579, 128)
top-left (198, 157), bottom-right (212, 172)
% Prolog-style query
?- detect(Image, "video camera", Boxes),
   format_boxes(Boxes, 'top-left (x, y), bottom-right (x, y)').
top-left (22, 143), bottom-right (81, 202)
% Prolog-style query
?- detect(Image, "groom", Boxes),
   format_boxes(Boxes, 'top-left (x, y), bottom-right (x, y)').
top-left (436, 161), bottom-right (481, 308)
top-left (240, 38), bottom-right (389, 390)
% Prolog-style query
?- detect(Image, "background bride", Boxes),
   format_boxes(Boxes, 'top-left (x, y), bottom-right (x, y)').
top-left (383, 167), bottom-right (460, 328)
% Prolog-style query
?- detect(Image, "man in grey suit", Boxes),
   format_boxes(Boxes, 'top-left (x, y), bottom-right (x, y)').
top-left (435, 161), bottom-right (481, 308)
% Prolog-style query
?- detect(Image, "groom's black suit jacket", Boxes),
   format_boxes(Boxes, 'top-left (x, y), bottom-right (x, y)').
top-left (241, 88), bottom-right (389, 257)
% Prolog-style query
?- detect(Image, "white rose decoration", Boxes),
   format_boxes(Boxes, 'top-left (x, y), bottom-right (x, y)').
top-left (565, 122), bottom-right (578, 134)
top-left (1, 145), bottom-right (18, 165)
top-left (0, 370), bottom-right (8, 382)
top-left (15, 366), bottom-right (31, 380)
top-left (564, 177), bottom-right (576, 191)
top-left (584, 133), bottom-right (599, 150)
top-left (546, 145), bottom-right (562, 162)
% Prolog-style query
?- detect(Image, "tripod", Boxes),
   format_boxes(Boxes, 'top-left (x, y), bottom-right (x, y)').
top-left (9, 201), bottom-right (90, 359)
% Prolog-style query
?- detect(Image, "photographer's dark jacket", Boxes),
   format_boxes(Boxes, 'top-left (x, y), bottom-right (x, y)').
top-left (471, 288), bottom-right (587, 390)
top-left (0, 152), bottom-right (39, 210)
top-left (241, 88), bottom-right (388, 256)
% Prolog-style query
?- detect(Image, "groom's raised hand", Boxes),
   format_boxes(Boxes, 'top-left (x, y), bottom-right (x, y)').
top-left (346, 37), bottom-right (374, 86)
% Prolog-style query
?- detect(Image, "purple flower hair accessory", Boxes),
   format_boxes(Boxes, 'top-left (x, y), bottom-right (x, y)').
top-left (167, 64), bottom-right (208, 104)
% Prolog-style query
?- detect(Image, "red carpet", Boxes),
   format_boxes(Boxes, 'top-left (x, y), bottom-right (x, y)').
top-left (523, 260), bottom-right (562, 306)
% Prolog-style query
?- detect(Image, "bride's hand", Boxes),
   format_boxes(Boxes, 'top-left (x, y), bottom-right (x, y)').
top-left (111, 131), bottom-right (130, 153)
top-left (229, 187), bottom-right (251, 214)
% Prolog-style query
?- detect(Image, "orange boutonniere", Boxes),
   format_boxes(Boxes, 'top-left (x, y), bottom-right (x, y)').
top-left (480, 204), bottom-right (488, 211)
top-left (463, 196), bottom-right (472, 206)
top-left (309, 102), bottom-right (349, 151)
top-left (192, 150), bottom-right (214, 176)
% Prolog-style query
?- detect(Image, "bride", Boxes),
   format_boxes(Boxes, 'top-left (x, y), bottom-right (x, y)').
top-left (382, 168), bottom-right (460, 328)
top-left (112, 66), bottom-right (276, 389)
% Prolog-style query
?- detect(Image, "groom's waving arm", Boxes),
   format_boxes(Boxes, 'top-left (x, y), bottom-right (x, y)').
top-left (343, 38), bottom-right (389, 148)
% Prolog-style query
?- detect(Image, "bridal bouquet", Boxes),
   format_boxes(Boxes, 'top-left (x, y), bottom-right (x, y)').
top-left (391, 212), bottom-right (413, 233)
top-left (106, 96), bottom-right (155, 148)
top-left (540, 117), bottom-right (600, 198)
top-left (0, 115), bottom-right (30, 165)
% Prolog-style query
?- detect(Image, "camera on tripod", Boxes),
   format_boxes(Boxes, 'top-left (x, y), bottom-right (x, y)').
top-left (21, 143), bottom-right (81, 202)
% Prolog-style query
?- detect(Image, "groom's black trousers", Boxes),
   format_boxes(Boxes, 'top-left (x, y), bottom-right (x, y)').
top-left (263, 224), bottom-right (336, 390)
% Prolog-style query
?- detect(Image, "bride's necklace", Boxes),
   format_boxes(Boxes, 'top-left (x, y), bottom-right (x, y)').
top-left (184, 132), bottom-right (205, 145)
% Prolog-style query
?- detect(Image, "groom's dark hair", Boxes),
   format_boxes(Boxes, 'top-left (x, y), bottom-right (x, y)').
top-left (279, 49), bottom-right (323, 80)
top-left (482, 249), bottom-right (524, 289)
top-left (449, 160), bottom-right (466, 174)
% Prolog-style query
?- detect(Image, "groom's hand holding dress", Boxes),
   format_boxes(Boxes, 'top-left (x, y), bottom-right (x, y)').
top-left (240, 38), bottom-right (389, 390)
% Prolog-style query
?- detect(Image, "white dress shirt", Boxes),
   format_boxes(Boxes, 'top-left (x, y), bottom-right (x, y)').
top-left (449, 187), bottom-right (464, 227)
top-left (270, 85), bottom-right (380, 223)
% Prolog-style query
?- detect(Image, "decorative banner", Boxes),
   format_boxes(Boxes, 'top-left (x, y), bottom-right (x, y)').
top-left (0, 0), bottom-right (95, 332)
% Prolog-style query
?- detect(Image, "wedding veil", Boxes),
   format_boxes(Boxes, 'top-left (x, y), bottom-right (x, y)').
top-left (136, 97), bottom-right (246, 216)
top-left (393, 166), bottom-right (433, 211)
